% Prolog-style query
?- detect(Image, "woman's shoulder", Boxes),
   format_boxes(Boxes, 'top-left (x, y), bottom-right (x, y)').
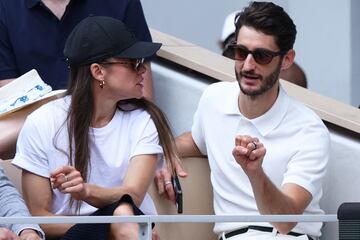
top-left (27, 96), bottom-right (69, 123)
top-left (121, 107), bottom-right (151, 121)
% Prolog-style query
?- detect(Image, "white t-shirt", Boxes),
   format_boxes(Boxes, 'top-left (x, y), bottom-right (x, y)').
top-left (191, 81), bottom-right (330, 237)
top-left (13, 96), bottom-right (163, 215)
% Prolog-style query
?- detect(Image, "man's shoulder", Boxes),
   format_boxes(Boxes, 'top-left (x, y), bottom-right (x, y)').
top-left (289, 96), bottom-right (322, 121)
top-left (199, 81), bottom-right (238, 109)
top-left (284, 95), bottom-right (329, 137)
top-left (203, 81), bottom-right (237, 97)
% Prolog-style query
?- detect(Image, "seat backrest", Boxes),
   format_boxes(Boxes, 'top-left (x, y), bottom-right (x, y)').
top-left (149, 157), bottom-right (217, 240)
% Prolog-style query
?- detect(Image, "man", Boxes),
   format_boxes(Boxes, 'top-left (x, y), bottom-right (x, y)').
top-left (156, 2), bottom-right (329, 239)
top-left (0, 166), bottom-right (44, 240)
top-left (219, 11), bottom-right (307, 88)
top-left (0, 0), bottom-right (154, 99)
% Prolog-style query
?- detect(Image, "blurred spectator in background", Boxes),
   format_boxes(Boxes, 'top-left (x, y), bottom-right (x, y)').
top-left (0, 0), bottom-right (155, 99)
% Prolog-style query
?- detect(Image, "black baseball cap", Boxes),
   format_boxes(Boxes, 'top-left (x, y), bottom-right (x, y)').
top-left (64, 16), bottom-right (162, 66)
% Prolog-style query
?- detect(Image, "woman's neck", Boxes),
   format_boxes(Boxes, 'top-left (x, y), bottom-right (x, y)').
top-left (91, 99), bottom-right (117, 128)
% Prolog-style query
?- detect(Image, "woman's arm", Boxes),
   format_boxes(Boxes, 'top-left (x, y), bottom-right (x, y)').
top-left (22, 170), bottom-right (74, 239)
top-left (51, 154), bottom-right (158, 208)
top-left (85, 154), bottom-right (158, 207)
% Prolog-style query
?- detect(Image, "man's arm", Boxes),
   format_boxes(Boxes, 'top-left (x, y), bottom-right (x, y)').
top-left (155, 131), bottom-right (204, 201)
top-left (175, 132), bottom-right (204, 158)
top-left (249, 170), bottom-right (312, 233)
top-left (0, 79), bottom-right (13, 87)
top-left (232, 135), bottom-right (312, 234)
top-left (0, 168), bottom-right (43, 239)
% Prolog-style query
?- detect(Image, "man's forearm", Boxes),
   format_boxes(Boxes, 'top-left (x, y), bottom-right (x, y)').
top-left (248, 169), bottom-right (310, 234)
top-left (175, 132), bottom-right (204, 158)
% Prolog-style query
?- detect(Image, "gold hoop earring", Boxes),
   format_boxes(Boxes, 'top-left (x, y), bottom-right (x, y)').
top-left (99, 80), bottom-right (105, 89)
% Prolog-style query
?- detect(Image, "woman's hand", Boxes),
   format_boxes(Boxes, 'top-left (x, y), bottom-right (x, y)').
top-left (50, 165), bottom-right (87, 200)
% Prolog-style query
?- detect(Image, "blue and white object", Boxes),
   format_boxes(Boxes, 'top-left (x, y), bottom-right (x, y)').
top-left (0, 70), bottom-right (52, 116)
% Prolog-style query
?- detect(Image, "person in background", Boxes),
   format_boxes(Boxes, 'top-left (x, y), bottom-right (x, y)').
top-left (156, 2), bottom-right (329, 239)
top-left (0, 0), bottom-right (155, 99)
top-left (219, 10), bottom-right (307, 88)
top-left (0, 166), bottom-right (44, 240)
top-left (12, 16), bottom-right (179, 240)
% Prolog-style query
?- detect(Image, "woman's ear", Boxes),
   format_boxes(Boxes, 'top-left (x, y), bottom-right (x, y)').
top-left (90, 63), bottom-right (105, 82)
top-left (281, 49), bottom-right (295, 71)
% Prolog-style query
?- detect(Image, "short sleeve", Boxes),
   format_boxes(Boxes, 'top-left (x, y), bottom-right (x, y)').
top-left (282, 123), bottom-right (330, 197)
top-left (130, 112), bottom-right (163, 159)
top-left (191, 90), bottom-right (208, 155)
top-left (12, 116), bottom-right (50, 178)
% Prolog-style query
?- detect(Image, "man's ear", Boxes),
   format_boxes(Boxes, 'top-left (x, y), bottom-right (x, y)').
top-left (281, 49), bottom-right (295, 71)
top-left (90, 63), bottom-right (105, 82)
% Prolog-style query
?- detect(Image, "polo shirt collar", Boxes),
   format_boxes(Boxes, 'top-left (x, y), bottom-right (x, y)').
top-left (222, 82), bottom-right (242, 115)
top-left (222, 82), bottom-right (290, 136)
top-left (251, 85), bottom-right (289, 136)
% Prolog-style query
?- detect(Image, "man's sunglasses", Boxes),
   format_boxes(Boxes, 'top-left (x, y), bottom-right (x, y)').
top-left (101, 58), bottom-right (145, 71)
top-left (224, 42), bottom-right (285, 65)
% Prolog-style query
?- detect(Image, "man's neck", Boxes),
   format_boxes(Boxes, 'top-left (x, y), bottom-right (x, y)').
top-left (238, 84), bottom-right (280, 119)
top-left (41, 0), bottom-right (70, 20)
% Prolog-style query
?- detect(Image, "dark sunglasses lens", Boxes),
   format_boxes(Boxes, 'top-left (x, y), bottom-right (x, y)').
top-left (234, 47), bottom-right (249, 61)
top-left (253, 50), bottom-right (273, 64)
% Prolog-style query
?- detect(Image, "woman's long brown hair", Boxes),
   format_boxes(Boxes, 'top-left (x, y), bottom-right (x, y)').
top-left (54, 65), bottom-right (177, 212)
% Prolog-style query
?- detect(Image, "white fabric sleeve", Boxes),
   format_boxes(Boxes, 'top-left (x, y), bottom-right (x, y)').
top-left (282, 123), bottom-right (330, 197)
top-left (12, 116), bottom-right (50, 178)
top-left (130, 113), bottom-right (163, 159)
top-left (191, 89), bottom-right (208, 155)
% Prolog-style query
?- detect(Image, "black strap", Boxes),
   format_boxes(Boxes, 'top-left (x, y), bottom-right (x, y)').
top-left (219, 225), bottom-right (314, 240)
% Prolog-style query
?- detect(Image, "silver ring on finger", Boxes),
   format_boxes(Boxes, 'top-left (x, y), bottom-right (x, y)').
top-left (164, 180), bottom-right (172, 186)
top-left (252, 141), bottom-right (258, 150)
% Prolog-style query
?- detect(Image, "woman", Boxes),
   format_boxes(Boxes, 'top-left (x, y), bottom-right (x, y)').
top-left (12, 16), bottom-right (178, 240)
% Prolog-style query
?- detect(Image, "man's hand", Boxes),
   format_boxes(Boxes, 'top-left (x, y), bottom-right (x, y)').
top-left (19, 229), bottom-right (42, 240)
top-left (0, 227), bottom-right (20, 240)
top-left (155, 160), bottom-right (187, 203)
top-left (232, 135), bottom-right (266, 176)
top-left (152, 229), bottom-right (160, 240)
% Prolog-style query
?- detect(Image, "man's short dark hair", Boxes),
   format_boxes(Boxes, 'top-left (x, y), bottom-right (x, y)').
top-left (235, 1), bottom-right (297, 52)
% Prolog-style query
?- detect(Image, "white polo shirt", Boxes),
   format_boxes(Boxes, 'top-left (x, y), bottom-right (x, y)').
top-left (191, 81), bottom-right (329, 237)
top-left (13, 96), bottom-right (163, 216)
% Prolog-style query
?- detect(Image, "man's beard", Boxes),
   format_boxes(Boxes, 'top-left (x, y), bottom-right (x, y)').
top-left (236, 62), bottom-right (281, 96)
